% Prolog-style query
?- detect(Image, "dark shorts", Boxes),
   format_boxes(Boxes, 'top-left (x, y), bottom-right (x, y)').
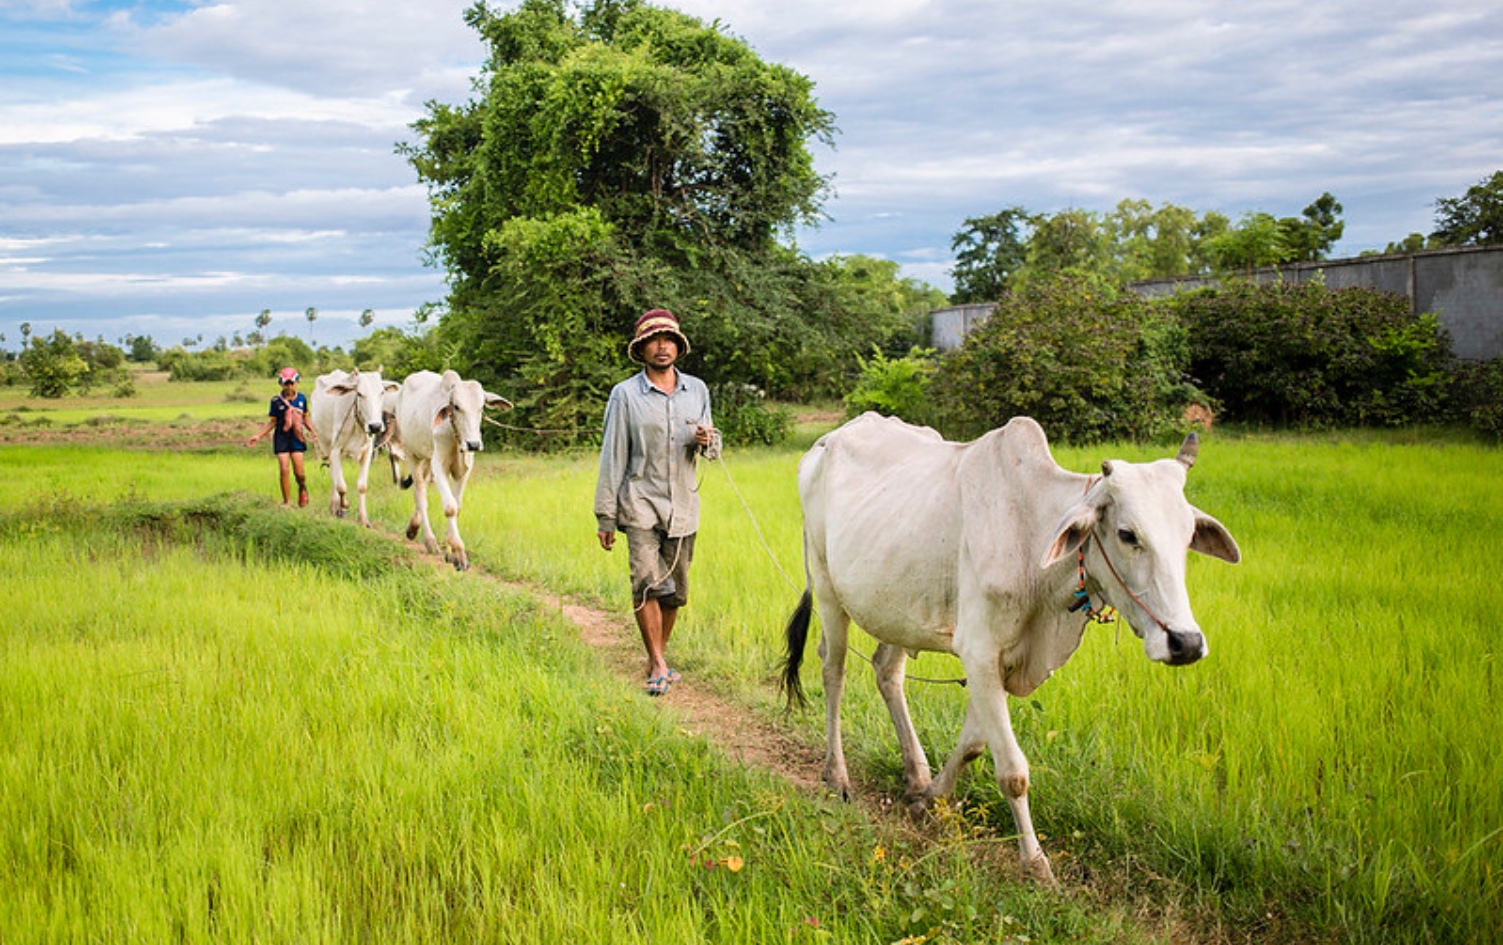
top-left (623, 527), bottom-right (695, 609)
top-left (272, 431), bottom-right (308, 455)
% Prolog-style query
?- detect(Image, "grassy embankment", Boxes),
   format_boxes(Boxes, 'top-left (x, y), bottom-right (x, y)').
top-left (2, 374), bottom-right (1499, 943)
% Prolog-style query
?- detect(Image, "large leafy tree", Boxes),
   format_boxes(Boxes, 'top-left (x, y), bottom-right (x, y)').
top-left (401, 0), bottom-right (854, 440)
top-left (949, 207), bottom-right (1030, 303)
top-left (1432, 170), bottom-right (1503, 246)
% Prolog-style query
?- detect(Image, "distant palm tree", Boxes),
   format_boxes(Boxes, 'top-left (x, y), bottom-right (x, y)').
top-left (305, 307), bottom-right (318, 342)
top-left (359, 308), bottom-right (374, 329)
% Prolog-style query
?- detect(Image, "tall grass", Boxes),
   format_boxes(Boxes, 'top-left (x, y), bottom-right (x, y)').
top-left (426, 428), bottom-right (1502, 944)
top-left (0, 494), bottom-right (1145, 944)
top-left (5, 412), bottom-right (1499, 943)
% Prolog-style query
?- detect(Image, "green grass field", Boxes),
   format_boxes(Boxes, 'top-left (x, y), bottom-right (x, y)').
top-left (1, 377), bottom-right (1499, 943)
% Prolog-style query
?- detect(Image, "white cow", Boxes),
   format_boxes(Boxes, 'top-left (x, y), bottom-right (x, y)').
top-left (311, 368), bottom-right (400, 526)
top-left (780, 413), bottom-right (1240, 883)
top-left (386, 369), bottom-right (511, 570)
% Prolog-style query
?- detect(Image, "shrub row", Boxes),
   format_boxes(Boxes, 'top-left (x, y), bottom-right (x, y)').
top-left (848, 276), bottom-right (1495, 445)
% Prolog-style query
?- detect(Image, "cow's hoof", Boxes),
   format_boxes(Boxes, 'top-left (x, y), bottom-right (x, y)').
top-left (406, 523), bottom-right (420, 540)
top-left (335, 508), bottom-right (346, 519)
top-left (1022, 854), bottom-right (1057, 886)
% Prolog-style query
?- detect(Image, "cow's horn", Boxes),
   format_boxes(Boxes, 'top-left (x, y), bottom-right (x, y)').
top-left (1176, 432), bottom-right (1200, 468)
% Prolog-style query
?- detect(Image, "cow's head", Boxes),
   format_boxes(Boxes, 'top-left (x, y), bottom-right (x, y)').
top-left (1041, 433), bottom-right (1240, 666)
top-left (432, 369), bottom-right (513, 452)
top-left (325, 368), bottom-right (400, 436)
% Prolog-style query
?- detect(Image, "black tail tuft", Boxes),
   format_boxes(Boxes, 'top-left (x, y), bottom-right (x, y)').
top-left (777, 588), bottom-right (814, 710)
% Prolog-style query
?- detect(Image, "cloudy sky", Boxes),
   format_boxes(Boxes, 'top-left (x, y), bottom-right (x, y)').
top-left (2, 0), bottom-right (1499, 350)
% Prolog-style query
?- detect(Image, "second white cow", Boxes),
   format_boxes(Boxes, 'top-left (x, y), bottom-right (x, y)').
top-left (387, 369), bottom-right (511, 570)
top-left (311, 368), bottom-right (399, 526)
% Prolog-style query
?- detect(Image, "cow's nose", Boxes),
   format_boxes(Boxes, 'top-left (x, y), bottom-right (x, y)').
top-left (367, 422), bottom-right (384, 434)
top-left (465, 440), bottom-right (483, 452)
top-left (1164, 628), bottom-right (1207, 665)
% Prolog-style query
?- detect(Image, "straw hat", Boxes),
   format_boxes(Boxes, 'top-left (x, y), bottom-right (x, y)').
top-left (627, 309), bottom-right (690, 363)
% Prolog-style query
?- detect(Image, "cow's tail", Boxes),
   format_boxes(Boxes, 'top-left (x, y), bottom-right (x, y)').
top-left (778, 587), bottom-right (814, 710)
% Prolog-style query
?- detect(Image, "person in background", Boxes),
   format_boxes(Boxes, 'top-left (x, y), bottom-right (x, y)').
top-left (246, 366), bottom-right (319, 507)
top-left (594, 310), bottom-right (722, 696)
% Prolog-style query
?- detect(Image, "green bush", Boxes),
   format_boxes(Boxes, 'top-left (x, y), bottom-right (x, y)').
top-left (708, 383), bottom-right (793, 447)
top-left (928, 273), bottom-right (1194, 444)
top-left (164, 348), bottom-right (240, 382)
top-left (1450, 357), bottom-right (1503, 441)
top-left (1171, 281), bottom-right (1454, 427)
top-left (843, 347), bottom-right (936, 421)
top-left (19, 330), bottom-right (88, 398)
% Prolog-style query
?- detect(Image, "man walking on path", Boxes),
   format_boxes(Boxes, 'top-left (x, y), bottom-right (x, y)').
top-left (595, 309), bottom-right (722, 696)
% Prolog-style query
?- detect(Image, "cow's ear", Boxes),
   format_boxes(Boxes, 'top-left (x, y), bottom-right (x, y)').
top-left (484, 391), bottom-right (513, 411)
top-left (431, 405), bottom-right (451, 429)
top-left (384, 381), bottom-right (400, 393)
top-left (1041, 503), bottom-right (1100, 569)
top-left (1190, 509), bottom-right (1241, 564)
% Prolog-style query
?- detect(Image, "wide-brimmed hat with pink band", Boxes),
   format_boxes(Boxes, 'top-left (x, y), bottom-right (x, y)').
top-left (627, 309), bottom-right (690, 363)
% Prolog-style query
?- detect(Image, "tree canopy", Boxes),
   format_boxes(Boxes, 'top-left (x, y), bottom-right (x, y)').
top-left (1431, 170), bottom-right (1503, 246)
top-left (949, 193), bottom-right (1345, 300)
top-left (400, 0), bottom-right (930, 443)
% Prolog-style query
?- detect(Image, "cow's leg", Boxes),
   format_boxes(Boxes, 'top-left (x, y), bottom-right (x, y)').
top-left (407, 462), bottom-right (440, 555)
top-left (871, 643), bottom-right (932, 799)
top-left (328, 450), bottom-right (348, 517)
top-left (354, 443), bottom-right (374, 527)
top-left (430, 459), bottom-right (468, 571)
top-left (929, 662), bottom-right (1054, 884)
top-left (815, 600), bottom-right (853, 799)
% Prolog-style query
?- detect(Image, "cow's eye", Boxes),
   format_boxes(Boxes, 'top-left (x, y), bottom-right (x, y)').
top-left (1117, 528), bottom-right (1139, 547)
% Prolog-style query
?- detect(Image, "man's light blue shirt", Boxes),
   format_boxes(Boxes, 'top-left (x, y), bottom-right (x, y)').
top-left (594, 369), bottom-right (722, 537)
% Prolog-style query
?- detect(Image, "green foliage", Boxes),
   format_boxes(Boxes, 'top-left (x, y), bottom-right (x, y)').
top-left (351, 325), bottom-right (449, 377)
top-left (125, 334), bottom-right (159, 363)
top-left (402, 0), bottom-right (930, 436)
top-left (707, 383), bottom-right (792, 446)
top-left (1431, 169), bottom-right (1503, 246)
top-left (19, 330), bottom-right (88, 398)
top-left (1171, 280), bottom-right (1454, 427)
top-left (1449, 357), bottom-right (1503, 441)
top-left (951, 195), bottom-right (1345, 298)
top-left (928, 274), bottom-right (1193, 443)
top-left (950, 207), bottom-right (1030, 302)
top-left (1204, 211), bottom-right (1289, 272)
top-left (161, 346), bottom-right (241, 382)
top-left (242, 335), bottom-right (317, 380)
top-left (844, 346), bottom-right (936, 421)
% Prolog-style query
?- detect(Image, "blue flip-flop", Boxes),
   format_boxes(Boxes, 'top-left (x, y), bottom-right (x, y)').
top-left (664, 668), bottom-right (682, 685)
top-left (645, 675), bottom-right (669, 696)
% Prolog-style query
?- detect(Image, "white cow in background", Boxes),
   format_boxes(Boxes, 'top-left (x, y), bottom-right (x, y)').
top-left (387, 369), bottom-right (511, 570)
top-left (311, 368), bottom-right (399, 526)
top-left (780, 413), bottom-right (1241, 883)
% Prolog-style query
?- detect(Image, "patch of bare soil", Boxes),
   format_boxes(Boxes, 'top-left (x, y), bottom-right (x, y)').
top-left (565, 599), bottom-right (826, 788)
top-left (0, 417), bottom-right (248, 450)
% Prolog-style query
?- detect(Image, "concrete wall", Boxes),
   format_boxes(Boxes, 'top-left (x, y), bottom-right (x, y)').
top-left (929, 302), bottom-right (998, 351)
top-left (1132, 245), bottom-right (1503, 360)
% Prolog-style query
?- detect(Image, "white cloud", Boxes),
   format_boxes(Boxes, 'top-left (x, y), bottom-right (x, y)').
top-left (0, 0), bottom-right (1499, 339)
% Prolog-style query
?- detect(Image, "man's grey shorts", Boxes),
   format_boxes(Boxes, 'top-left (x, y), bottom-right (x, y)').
top-left (623, 527), bottom-right (696, 608)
